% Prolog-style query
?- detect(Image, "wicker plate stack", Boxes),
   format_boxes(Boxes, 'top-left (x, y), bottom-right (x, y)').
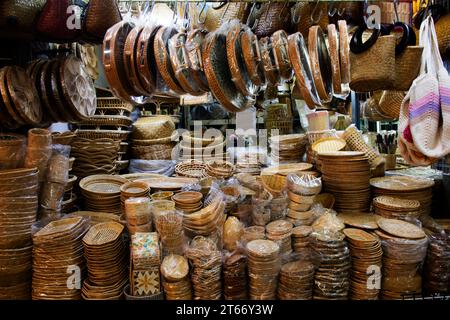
top-left (131, 116), bottom-right (176, 160)
top-left (269, 134), bottom-right (308, 163)
top-left (375, 219), bottom-right (428, 300)
top-left (179, 131), bottom-right (226, 161)
top-left (370, 175), bottom-right (434, 216)
top-left (161, 254), bottom-right (192, 300)
top-left (319, 151), bottom-right (371, 213)
top-left (32, 217), bottom-right (89, 300)
top-left (172, 191), bottom-right (203, 214)
top-left (186, 236), bottom-right (222, 300)
top-left (423, 226), bottom-right (450, 295)
top-left (343, 228), bottom-right (382, 300)
top-left (205, 160), bottom-right (235, 179)
top-left (79, 175), bottom-right (128, 215)
top-left (223, 251), bottom-right (248, 300)
top-left (247, 239), bottom-right (281, 300)
top-left (310, 232), bottom-right (351, 300)
top-left (140, 177), bottom-right (198, 193)
top-left (120, 181), bottom-right (150, 213)
top-left (71, 138), bottom-right (120, 179)
top-left (265, 220), bottom-right (293, 256)
top-left (278, 260), bottom-right (315, 300)
top-left (372, 196), bottom-right (421, 221)
top-left (82, 222), bottom-right (128, 300)
top-left (175, 160), bottom-right (208, 179)
top-left (0, 168), bottom-right (38, 299)
top-left (291, 226), bottom-right (313, 254)
top-left (261, 163), bottom-right (314, 176)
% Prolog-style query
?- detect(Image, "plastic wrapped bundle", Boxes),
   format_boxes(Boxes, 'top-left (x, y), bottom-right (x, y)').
top-left (223, 250), bottom-right (248, 300)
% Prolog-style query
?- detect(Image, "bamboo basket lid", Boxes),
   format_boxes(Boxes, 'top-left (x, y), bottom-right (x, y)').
top-left (337, 212), bottom-right (378, 230)
top-left (138, 177), bottom-right (198, 190)
top-left (80, 175), bottom-right (128, 195)
top-left (312, 137), bottom-right (346, 154)
top-left (247, 239), bottom-right (280, 258)
top-left (33, 217), bottom-right (84, 239)
top-left (373, 196), bottom-right (420, 212)
top-left (370, 175), bottom-right (434, 191)
top-left (377, 218), bottom-right (426, 240)
top-left (161, 254), bottom-right (189, 281)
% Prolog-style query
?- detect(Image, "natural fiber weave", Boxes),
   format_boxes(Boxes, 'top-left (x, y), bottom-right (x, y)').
top-left (393, 46), bottom-right (423, 91)
top-left (377, 90), bottom-right (406, 120)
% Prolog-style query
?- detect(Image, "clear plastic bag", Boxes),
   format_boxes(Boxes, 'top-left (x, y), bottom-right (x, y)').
top-left (46, 144), bottom-right (71, 185)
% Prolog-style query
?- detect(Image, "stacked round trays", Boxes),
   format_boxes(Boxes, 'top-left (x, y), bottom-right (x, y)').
top-left (79, 175), bottom-right (128, 215)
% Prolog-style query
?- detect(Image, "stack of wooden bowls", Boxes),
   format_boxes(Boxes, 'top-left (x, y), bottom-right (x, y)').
top-left (320, 151), bottom-right (371, 213)
top-left (161, 254), bottom-right (192, 300)
top-left (372, 196), bottom-right (421, 221)
top-left (343, 228), bottom-right (382, 300)
top-left (265, 220), bottom-right (293, 256)
top-left (246, 239), bottom-right (281, 300)
top-left (0, 168), bottom-right (38, 300)
top-left (82, 222), bottom-right (128, 300)
top-left (172, 191), bottom-right (203, 213)
top-left (278, 260), bottom-right (315, 300)
top-left (370, 175), bottom-right (434, 216)
top-left (186, 236), bottom-right (222, 300)
top-left (32, 217), bottom-right (89, 300)
top-left (375, 218), bottom-right (428, 300)
top-left (79, 175), bottom-right (128, 215)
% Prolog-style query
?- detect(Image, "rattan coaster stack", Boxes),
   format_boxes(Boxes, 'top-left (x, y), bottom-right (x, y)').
top-left (278, 260), bottom-right (315, 300)
top-left (223, 251), bottom-right (248, 300)
top-left (247, 239), bottom-right (281, 300)
top-left (343, 228), bottom-right (382, 300)
top-left (32, 217), bottom-right (89, 300)
top-left (319, 151), bottom-right (371, 213)
top-left (269, 134), bottom-right (308, 163)
top-left (310, 232), bottom-right (351, 300)
top-left (373, 196), bottom-right (421, 221)
top-left (186, 236), bottom-right (222, 300)
top-left (161, 254), bottom-right (192, 300)
top-left (82, 222), bottom-right (128, 300)
top-left (79, 175), bottom-right (128, 215)
top-left (370, 175), bottom-right (434, 216)
top-left (265, 220), bottom-right (293, 256)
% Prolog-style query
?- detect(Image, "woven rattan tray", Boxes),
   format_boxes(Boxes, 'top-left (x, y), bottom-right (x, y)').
top-left (82, 221), bottom-right (124, 246)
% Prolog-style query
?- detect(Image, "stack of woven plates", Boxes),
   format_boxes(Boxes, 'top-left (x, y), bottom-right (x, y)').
top-left (291, 226), bottom-right (313, 254)
top-left (269, 134), bottom-right (308, 163)
top-left (343, 228), bottom-right (382, 300)
top-left (175, 160), bottom-right (208, 179)
top-left (161, 254), bottom-right (192, 300)
top-left (71, 138), bottom-right (120, 179)
top-left (223, 251), bottom-right (248, 300)
top-left (423, 226), bottom-right (450, 295)
top-left (319, 151), bottom-right (371, 213)
top-left (242, 226), bottom-right (266, 244)
top-left (82, 222), bottom-right (128, 300)
top-left (180, 131), bottom-right (226, 161)
top-left (131, 117), bottom-right (176, 160)
top-left (172, 191), bottom-right (203, 214)
top-left (372, 196), bottom-right (421, 221)
top-left (77, 115), bottom-right (132, 142)
top-left (236, 162), bottom-right (261, 176)
top-left (370, 176), bottom-right (434, 216)
top-left (310, 232), bottom-right (351, 300)
top-left (375, 218), bottom-right (428, 300)
top-left (182, 195), bottom-right (225, 238)
top-left (261, 163), bottom-right (314, 176)
top-left (265, 220), bottom-right (293, 256)
top-left (32, 217), bottom-right (89, 300)
top-left (79, 175), bottom-right (128, 215)
top-left (278, 260), bottom-right (315, 300)
top-left (205, 160), bottom-right (235, 179)
top-left (0, 168), bottom-right (38, 299)
top-left (246, 239), bottom-right (280, 300)
top-left (186, 236), bottom-right (222, 300)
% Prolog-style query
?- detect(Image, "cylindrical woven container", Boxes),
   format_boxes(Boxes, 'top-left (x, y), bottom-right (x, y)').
top-left (47, 153), bottom-right (70, 185)
top-left (124, 197), bottom-right (152, 226)
top-left (25, 129), bottom-right (52, 183)
top-left (350, 35), bottom-right (396, 92)
top-left (393, 46), bottom-right (423, 91)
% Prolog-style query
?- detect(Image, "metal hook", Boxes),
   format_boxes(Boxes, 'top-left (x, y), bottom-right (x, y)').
top-left (213, 1), bottom-right (228, 10)
top-left (198, 0), bottom-right (207, 24)
top-left (292, 2), bottom-right (302, 24)
top-left (311, 0), bottom-right (323, 24)
top-left (393, 0), bottom-right (400, 23)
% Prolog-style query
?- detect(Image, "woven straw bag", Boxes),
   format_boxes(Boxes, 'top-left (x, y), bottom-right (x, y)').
top-left (399, 17), bottom-right (450, 160)
top-left (350, 35), bottom-right (396, 92)
top-left (266, 104), bottom-right (293, 136)
top-left (249, 2), bottom-right (292, 38)
top-left (0, 0), bottom-right (45, 31)
top-left (82, 0), bottom-right (122, 43)
top-left (392, 46), bottom-right (424, 91)
top-left (204, 3), bottom-right (250, 32)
